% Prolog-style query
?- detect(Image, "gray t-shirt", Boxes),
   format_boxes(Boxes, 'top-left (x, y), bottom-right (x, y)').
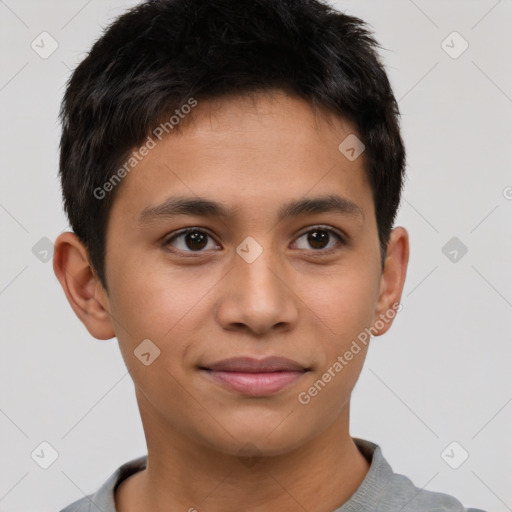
top-left (59, 438), bottom-right (486, 512)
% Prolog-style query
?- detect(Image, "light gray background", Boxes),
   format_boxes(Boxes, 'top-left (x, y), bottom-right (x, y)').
top-left (1, 1), bottom-right (511, 511)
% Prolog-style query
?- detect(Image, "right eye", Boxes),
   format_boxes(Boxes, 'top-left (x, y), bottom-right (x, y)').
top-left (163, 227), bottom-right (221, 254)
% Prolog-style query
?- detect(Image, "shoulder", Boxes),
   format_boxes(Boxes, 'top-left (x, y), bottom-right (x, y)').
top-left (57, 455), bottom-right (147, 512)
top-left (350, 438), bottom-right (487, 512)
top-left (383, 472), bottom-right (486, 512)
top-left (59, 495), bottom-right (94, 512)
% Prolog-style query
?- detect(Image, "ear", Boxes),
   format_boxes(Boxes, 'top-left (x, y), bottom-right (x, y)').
top-left (371, 226), bottom-right (409, 336)
top-left (53, 232), bottom-right (115, 340)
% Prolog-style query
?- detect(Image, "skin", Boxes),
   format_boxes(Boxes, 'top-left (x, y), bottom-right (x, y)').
top-left (53, 89), bottom-right (409, 512)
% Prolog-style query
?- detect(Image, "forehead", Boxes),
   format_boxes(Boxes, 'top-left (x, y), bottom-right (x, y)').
top-left (108, 90), bottom-right (374, 226)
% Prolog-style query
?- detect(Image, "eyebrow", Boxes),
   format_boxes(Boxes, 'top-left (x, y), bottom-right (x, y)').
top-left (139, 194), bottom-right (364, 224)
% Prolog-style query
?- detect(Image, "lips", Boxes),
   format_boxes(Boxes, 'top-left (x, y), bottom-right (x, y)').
top-left (201, 356), bottom-right (307, 373)
top-left (199, 356), bottom-right (309, 396)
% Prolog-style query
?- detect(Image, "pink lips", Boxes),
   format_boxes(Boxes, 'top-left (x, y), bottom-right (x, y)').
top-left (200, 356), bottom-right (308, 397)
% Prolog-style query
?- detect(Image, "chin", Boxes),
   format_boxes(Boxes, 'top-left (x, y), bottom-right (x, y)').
top-left (196, 420), bottom-right (312, 459)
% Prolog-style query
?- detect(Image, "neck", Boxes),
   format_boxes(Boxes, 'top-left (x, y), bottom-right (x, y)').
top-left (116, 392), bottom-right (370, 512)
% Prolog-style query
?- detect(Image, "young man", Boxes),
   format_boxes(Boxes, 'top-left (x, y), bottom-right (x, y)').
top-left (53, 1), bottom-right (485, 511)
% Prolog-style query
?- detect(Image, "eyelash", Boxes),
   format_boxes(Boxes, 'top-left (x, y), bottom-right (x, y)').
top-left (163, 225), bottom-right (347, 257)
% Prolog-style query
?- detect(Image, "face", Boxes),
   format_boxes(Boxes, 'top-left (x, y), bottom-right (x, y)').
top-left (87, 90), bottom-right (404, 457)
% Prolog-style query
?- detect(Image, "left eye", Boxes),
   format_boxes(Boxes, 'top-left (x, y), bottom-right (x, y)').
top-left (293, 227), bottom-right (344, 251)
top-left (164, 226), bottom-right (344, 253)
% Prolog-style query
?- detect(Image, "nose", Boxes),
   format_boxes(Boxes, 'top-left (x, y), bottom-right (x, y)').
top-left (214, 246), bottom-right (299, 337)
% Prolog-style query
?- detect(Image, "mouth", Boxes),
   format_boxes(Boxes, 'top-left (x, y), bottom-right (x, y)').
top-left (199, 356), bottom-right (310, 397)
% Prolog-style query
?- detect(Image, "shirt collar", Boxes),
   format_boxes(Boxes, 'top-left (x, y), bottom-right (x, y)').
top-left (87, 437), bottom-right (392, 512)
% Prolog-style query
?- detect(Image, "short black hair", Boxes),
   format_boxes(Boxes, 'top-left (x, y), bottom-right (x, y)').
top-left (59, 0), bottom-right (406, 290)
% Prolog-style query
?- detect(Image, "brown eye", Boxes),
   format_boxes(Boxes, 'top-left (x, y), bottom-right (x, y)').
top-left (294, 226), bottom-right (345, 252)
top-left (165, 228), bottom-right (220, 253)
top-left (307, 229), bottom-right (330, 249)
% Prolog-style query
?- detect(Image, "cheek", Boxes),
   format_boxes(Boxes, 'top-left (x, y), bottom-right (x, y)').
top-left (106, 259), bottom-right (222, 366)
top-left (295, 263), bottom-right (379, 345)
top-left (295, 272), bottom-right (375, 414)
top-left (106, 268), bottom-right (201, 409)
top-left (107, 264), bottom-right (179, 348)
top-left (110, 255), bottom-right (186, 326)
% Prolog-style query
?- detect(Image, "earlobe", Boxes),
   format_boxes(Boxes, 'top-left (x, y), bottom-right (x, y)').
top-left (53, 232), bottom-right (115, 340)
top-left (372, 226), bottom-right (409, 337)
